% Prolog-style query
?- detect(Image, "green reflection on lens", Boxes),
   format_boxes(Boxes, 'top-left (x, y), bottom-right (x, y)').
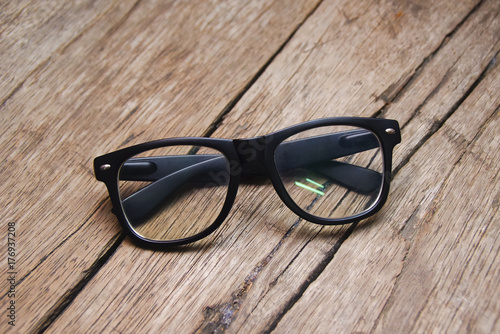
top-left (306, 178), bottom-right (324, 189)
top-left (294, 181), bottom-right (325, 196)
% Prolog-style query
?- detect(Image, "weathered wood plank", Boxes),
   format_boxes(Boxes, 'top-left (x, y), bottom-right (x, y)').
top-left (274, 65), bottom-right (500, 333)
top-left (0, 0), bottom-right (130, 104)
top-left (229, 1), bottom-right (500, 332)
top-left (272, 18), bottom-right (500, 334)
top-left (374, 106), bottom-right (500, 333)
top-left (0, 0), bottom-right (321, 332)
top-left (43, 0), bottom-right (496, 333)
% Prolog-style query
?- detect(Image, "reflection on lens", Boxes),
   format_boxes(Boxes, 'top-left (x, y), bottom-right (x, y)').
top-left (274, 125), bottom-right (384, 220)
top-left (118, 146), bottom-right (230, 241)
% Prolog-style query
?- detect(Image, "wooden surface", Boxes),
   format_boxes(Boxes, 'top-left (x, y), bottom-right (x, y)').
top-left (1, 0), bottom-right (498, 332)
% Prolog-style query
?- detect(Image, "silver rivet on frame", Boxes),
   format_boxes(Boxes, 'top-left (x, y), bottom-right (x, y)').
top-left (100, 164), bottom-right (111, 170)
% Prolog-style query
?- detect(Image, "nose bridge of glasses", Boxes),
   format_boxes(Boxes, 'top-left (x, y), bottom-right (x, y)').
top-left (233, 136), bottom-right (268, 178)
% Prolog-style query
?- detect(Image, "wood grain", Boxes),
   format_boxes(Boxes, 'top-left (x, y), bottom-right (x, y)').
top-left (1, 0), bottom-right (498, 332)
top-left (0, 0), bottom-right (126, 104)
top-left (0, 0), bottom-right (320, 332)
top-left (273, 53), bottom-right (500, 334)
top-left (376, 102), bottom-right (500, 333)
top-left (42, 0), bottom-right (499, 333)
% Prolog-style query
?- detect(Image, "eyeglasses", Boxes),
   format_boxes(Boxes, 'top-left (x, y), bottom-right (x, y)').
top-left (94, 117), bottom-right (401, 248)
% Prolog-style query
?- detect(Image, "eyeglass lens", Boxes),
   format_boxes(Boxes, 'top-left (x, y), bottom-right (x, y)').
top-left (116, 125), bottom-right (384, 242)
top-left (118, 145), bottom-right (231, 241)
top-left (274, 125), bottom-right (384, 220)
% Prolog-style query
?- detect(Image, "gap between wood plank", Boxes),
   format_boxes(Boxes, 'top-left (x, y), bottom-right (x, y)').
top-left (193, 217), bottom-right (303, 334)
top-left (263, 48), bottom-right (498, 334)
top-left (29, 0), bottom-right (494, 331)
top-left (393, 0), bottom-right (487, 132)
top-left (13, 199), bottom-right (122, 333)
top-left (393, 48), bottom-right (498, 176)
top-left (262, 223), bottom-right (357, 334)
top-left (1, 197), bottom-right (109, 301)
top-left (33, 232), bottom-right (125, 334)
top-left (201, 0), bottom-right (325, 139)
top-left (32, 1), bottom-right (326, 332)
top-left (370, 104), bottom-right (500, 334)
top-left (377, 0), bottom-right (485, 109)
top-left (258, 3), bottom-right (496, 332)
top-left (396, 50), bottom-right (498, 240)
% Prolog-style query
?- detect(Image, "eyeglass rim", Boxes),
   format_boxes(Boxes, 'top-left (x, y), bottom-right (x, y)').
top-left (263, 119), bottom-right (398, 226)
top-left (94, 117), bottom-right (401, 248)
top-left (95, 138), bottom-right (241, 248)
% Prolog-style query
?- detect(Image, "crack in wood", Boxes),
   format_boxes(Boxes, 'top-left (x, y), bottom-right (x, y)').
top-left (394, 49), bottom-right (498, 176)
top-left (398, 205), bottom-right (422, 240)
top-left (0, 76), bottom-right (26, 109)
top-left (201, 0), bottom-right (324, 139)
top-left (116, 106), bottom-right (140, 130)
top-left (376, 71), bottom-right (413, 104)
top-left (193, 4), bottom-right (498, 332)
top-left (262, 223), bottom-right (358, 333)
top-left (32, 232), bottom-right (125, 333)
top-left (378, 0), bottom-right (486, 121)
top-left (194, 219), bottom-right (302, 334)
top-left (369, 53), bottom-right (499, 334)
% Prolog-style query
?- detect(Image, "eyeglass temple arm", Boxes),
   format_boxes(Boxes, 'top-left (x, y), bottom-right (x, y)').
top-left (120, 129), bottom-right (380, 186)
top-left (121, 156), bottom-right (226, 224)
top-left (120, 130), bottom-right (381, 223)
top-left (269, 130), bottom-right (381, 194)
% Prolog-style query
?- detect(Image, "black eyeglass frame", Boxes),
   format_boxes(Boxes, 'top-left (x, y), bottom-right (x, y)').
top-left (94, 117), bottom-right (401, 249)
